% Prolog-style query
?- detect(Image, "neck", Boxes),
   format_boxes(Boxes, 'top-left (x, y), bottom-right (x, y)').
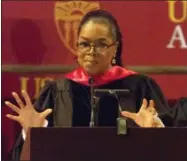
top-left (85, 64), bottom-right (115, 77)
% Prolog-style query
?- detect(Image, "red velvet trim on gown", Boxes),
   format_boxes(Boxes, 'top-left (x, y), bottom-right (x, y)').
top-left (64, 65), bottom-right (137, 86)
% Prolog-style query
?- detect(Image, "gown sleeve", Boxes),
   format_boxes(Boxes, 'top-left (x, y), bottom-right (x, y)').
top-left (172, 97), bottom-right (187, 126)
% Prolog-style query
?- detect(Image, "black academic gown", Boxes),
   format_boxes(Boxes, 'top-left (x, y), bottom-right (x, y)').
top-left (11, 72), bottom-right (174, 160)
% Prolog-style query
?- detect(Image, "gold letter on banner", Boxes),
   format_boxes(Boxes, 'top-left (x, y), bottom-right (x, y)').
top-left (20, 77), bottom-right (29, 92)
top-left (168, 1), bottom-right (187, 23)
top-left (20, 77), bottom-right (54, 99)
top-left (33, 77), bottom-right (41, 99)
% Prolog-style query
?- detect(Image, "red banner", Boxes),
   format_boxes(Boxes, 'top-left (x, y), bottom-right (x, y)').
top-left (2, 1), bottom-right (187, 100)
top-left (2, 1), bottom-right (187, 159)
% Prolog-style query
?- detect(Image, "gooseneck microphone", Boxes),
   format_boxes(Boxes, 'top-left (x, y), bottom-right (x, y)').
top-left (88, 79), bottom-right (129, 134)
top-left (89, 77), bottom-right (97, 127)
top-left (94, 89), bottom-right (129, 135)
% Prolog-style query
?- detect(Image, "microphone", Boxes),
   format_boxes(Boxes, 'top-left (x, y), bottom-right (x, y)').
top-left (89, 77), bottom-right (97, 127)
top-left (88, 77), bottom-right (94, 86)
top-left (111, 91), bottom-right (127, 135)
top-left (94, 88), bottom-right (129, 135)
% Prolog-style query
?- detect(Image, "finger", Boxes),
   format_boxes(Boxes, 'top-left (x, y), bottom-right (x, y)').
top-left (12, 92), bottom-right (25, 109)
top-left (148, 100), bottom-right (157, 115)
top-left (41, 109), bottom-right (53, 118)
top-left (121, 111), bottom-right (136, 120)
top-left (6, 114), bottom-right (19, 122)
top-left (140, 98), bottom-right (148, 110)
top-left (5, 101), bottom-right (20, 114)
top-left (149, 100), bottom-right (155, 108)
top-left (21, 90), bottom-right (32, 106)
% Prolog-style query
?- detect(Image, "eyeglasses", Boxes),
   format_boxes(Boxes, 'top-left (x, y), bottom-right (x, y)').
top-left (77, 41), bottom-right (117, 53)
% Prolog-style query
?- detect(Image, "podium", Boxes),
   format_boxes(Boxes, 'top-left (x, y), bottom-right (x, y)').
top-left (21, 127), bottom-right (187, 161)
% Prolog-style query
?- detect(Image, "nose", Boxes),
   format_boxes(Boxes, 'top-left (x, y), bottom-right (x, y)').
top-left (87, 46), bottom-right (97, 55)
top-left (90, 46), bottom-right (95, 53)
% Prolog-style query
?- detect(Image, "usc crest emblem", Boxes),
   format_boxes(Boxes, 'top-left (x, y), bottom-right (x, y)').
top-left (54, 1), bottom-right (100, 55)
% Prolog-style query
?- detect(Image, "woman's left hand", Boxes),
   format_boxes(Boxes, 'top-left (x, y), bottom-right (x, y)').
top-left (121, 99), bottom-right (165, 128)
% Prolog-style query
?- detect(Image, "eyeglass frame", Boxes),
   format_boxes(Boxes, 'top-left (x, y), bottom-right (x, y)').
top-left (76, 41), bottom-right (118, 53)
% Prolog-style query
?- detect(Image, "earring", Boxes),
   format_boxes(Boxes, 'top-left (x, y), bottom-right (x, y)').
top-left (112, 57), bottom-right (116, 65)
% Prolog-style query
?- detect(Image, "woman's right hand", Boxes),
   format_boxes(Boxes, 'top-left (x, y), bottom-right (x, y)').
top-left (5, 90), bottom-right (52, 134)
